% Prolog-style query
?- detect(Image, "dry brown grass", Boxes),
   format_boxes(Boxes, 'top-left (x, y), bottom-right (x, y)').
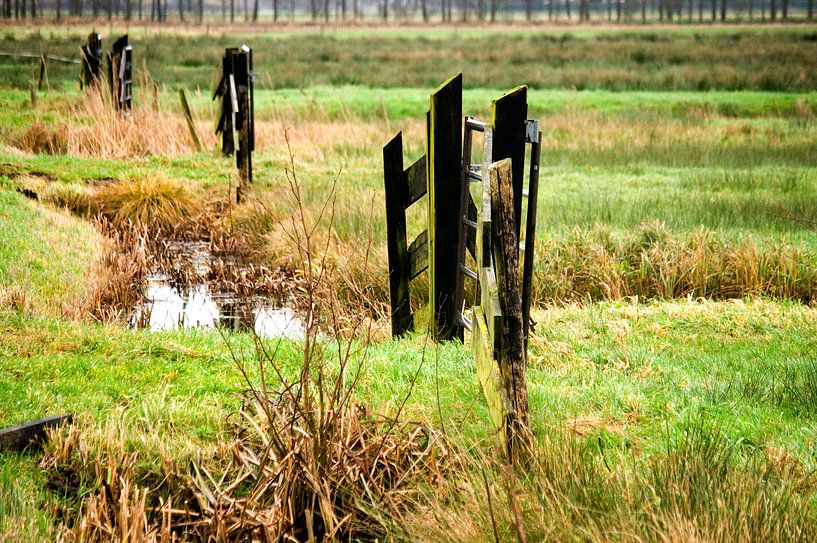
top-left (86, 220), bottom-right (150, 322)
top-left (532, 222), bottom-right (817, 304)
top-left (14, 85), bottom-right (215, 159)
top-left (0, 285), bottom-right (34, 313)
top-left (92, 173), bottom-right (197, 231)
top-left (16, 120), bottom-right (68, 155)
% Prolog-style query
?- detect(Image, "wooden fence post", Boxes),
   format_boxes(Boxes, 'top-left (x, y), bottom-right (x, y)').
top-left (490, 158), bottom-right (531, 464)
top-left (428, 73), bottom-right (463, 341)
top-left (179, 88), bottom-right (202, 151)
top-left (108, 35), bottom-right (132, 111)
top-left (38, 54), bottom-right (47, 91)
top-left (214, 46), bottom-right (254, 203)
top-left (80, 32), bottom-right (103, 89)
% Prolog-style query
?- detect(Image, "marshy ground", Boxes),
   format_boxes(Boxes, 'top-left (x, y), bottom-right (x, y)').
top-left (0, 24), bottom-right (816, 542)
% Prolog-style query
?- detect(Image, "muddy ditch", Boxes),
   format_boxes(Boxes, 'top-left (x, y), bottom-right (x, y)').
top-left (5, 166), bottom-right (307, 337)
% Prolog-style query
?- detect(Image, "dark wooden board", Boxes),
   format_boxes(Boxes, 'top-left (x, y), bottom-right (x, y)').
top-left (383, 132), bottom-right (414, 337)
top-left (428, 73), bottom-right (463, 341)
top-left (0, 415), bottom-right (72, 453)
top-left (405, 155), bottom-right (427, 207)
top-left (491, 86), bottom-right (528, 239)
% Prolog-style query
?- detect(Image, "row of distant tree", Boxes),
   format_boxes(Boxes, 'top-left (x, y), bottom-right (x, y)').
top-left (1, 0), bottom-right (814, 23)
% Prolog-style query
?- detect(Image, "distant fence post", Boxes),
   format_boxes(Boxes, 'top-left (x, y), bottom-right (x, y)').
top-left (428, 73), bottom-right (463, 342)
top-left (214, 46), bottom-right (254, 203)
top-left (80, 32), bottom-right (103, 89)
top-left (107, 35), bottom-right (132, 112)
top-left (179, 88), bottom-right (202, 151)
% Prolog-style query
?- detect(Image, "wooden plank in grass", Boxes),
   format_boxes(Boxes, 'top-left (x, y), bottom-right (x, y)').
top-left (0, 415), bottom-right (72, 453)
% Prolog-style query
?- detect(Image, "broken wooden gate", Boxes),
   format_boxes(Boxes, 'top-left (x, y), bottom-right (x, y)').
top-left (382, 75), bottom-right (541, 459)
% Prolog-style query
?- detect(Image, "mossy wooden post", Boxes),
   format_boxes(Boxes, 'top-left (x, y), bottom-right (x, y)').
top-left (491, 86), bottom-right (527, 238)
top-left (473, 158), bottom-right (531, 464)
top-left (490, 158), bottom-right (531, 463)
top-left (384, 132), bottom-right (413, 336)
top-left (428, 73), bottom-right (463, 341)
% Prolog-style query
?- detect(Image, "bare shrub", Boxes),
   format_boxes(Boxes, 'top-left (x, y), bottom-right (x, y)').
top-left (43, 134), bottom-right (450, 541)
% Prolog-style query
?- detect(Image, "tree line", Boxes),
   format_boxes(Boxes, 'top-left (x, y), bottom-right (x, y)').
top-left (1, 0), bottom-right (814, 23)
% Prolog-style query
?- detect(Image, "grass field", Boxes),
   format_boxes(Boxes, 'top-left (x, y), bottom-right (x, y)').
top-left (1, 24), bottom-right (816, 541)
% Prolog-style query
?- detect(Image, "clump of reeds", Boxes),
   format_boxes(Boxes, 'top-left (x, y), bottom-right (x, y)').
top-left (16, 120), bottom-right (68, 155)
top-left (41, 183), bottom-right (95, 217)
top-left (92, 172), bottom-right (197, 232)
top-left (533, 221), bottom-right (817, 305)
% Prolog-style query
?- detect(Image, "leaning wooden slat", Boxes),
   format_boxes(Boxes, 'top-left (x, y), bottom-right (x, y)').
top-left (0, 415), bottom-right (72, 453)
top-left (179, 88), bottom-right (203, 152)
top-left (472, 306), bottom-right (511, 437)
top-left (383, 132), bottom-right (413, 337)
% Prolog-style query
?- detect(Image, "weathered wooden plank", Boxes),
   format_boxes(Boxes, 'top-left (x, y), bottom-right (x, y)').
top-left (0, 415), bottom-right (72, 453)
top-left (479, 263), bottom-right (502, 359)
top-left (428, 73), bottom-right (463, 342)
top-left (489, 158), bottom-right (531, 464)
top-left (384, 132), bottom-right (413, 337)
top-left (405, 155), bottom-right (427, 207)
top-left (408, 229), bottom-right (428, 280)
top-left (491, 86), bottom-right (528, 239)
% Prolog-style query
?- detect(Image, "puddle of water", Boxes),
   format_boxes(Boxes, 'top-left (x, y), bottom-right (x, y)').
top-left (133, 242), bottom-right (304, 340)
